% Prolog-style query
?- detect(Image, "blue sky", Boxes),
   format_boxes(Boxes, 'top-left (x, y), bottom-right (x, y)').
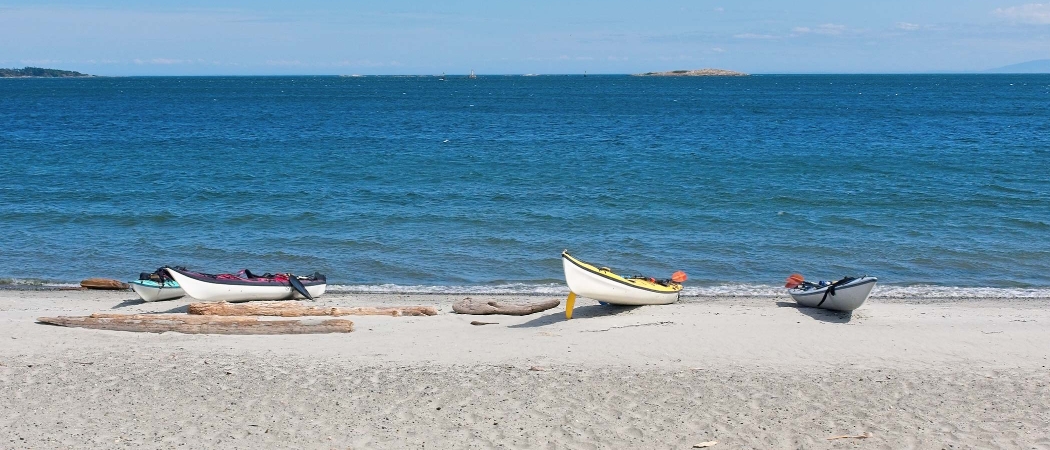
top-left (2, 1), bottom-right (1048, 75)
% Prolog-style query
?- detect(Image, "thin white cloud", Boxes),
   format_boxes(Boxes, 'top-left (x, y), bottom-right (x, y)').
top-left (265, 60), bottom-right (303, 66)
top-left (546, 55), bottom-right (596, 61)
top-left (20, 59), bottom-right (62, 65)
top-left (333, 60), bottom-right (403, 68)
top-left (734, 33), bottom-right (777, 39)
top-left (993, 3), bottom-right (1050, 24)
top-left (814, 24), bottom-right (847, 35)
top-left (133, 58), bottom-right (195, 65)
top-left (791, 24), bottom-right (847, 36)
top-left (896, 22), bottom-right (921, 30)
top-left (711, 47), bottom-right (726, 53)
top-left (714, 7), bottom-right (725, 12)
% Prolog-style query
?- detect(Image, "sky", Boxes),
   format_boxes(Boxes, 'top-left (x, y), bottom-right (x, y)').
top-left (1, 1), bottom-right (1049, 75)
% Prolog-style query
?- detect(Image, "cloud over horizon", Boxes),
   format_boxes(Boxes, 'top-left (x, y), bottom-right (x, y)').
top-left (993, 3), bottom-right (1050, 24)
top-left (792, 24), bottom-right (848, 36)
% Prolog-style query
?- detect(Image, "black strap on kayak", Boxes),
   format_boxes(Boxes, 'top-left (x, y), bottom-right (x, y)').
top-left (816, 285), bottom-right (835, 307)
top-left (142, 267), bottom-right (173, 283)
top-left (816, 277), bottom-right (856, 307)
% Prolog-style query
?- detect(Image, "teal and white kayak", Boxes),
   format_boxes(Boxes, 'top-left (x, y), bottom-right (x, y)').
top-left (129, 279), bottom-right (185, 302)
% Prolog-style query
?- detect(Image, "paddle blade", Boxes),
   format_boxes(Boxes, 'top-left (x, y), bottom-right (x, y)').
top-left (288, 275), bottom-right (314, 300)
top-left (565, 291), bottom-right (577, 320)
top-left (671, 271), bottom-right (687, 283)
top-left (785, 273), bottom-right (805, 289)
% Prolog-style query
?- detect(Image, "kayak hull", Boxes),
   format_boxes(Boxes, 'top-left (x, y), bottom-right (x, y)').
top-left (129, 280), bottom-right (185, 302)
top-left (562, 251), bottom-right (681, 306)
top-left (787, 277), bottom-right (877, 311)
top-left (164, 267), bottom-right (326, 302)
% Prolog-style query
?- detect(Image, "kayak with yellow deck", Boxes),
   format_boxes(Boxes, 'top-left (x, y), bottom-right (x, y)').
top-left (561, 250), bottom-right (687, 319)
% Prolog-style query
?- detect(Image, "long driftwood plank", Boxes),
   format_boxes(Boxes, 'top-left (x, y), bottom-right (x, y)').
top-left (186, 301), bottom-right (438, 317)
top-left (37, 313), bottom-right (354, 334)
top-left (452, 298), bottom-right (560, 316)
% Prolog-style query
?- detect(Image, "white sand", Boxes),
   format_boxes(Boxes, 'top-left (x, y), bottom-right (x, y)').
top-left (2, 289), bottom-right (1049, 449)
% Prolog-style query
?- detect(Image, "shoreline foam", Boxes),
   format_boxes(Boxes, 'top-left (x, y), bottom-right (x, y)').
top-left (6, 280), bottom-right (1050, 300)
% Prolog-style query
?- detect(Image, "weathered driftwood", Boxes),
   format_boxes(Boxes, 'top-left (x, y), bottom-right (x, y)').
top-left (80, 278), bottom-right (129, 290)
top-left (37, 313), bottom-right (354, 334)
top-left (452, 298), bottom-right (560, 316)
top-left (187, 301), bottom-right (438, 317)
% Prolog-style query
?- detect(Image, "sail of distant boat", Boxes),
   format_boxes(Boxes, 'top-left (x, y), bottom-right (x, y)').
top-left (469, 69), bottom-right (477, 79)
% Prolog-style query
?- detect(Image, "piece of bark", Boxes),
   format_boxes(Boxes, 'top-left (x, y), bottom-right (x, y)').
top-left (80, 278), bottom-right (129, 290)
top-left (37, 313), bottom-right (354, 334)
top-left (452, 298), bottom-right (560, 315)
top-left (187, 301), bottom-right (437, 317)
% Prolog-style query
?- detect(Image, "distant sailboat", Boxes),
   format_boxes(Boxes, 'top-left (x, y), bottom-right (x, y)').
top-left (469, 69), bottom-right (477, 79)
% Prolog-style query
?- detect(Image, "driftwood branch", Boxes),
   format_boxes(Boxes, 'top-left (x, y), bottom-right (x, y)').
top-left (37, 313), bottom-right (354, 334)
top-left (80, 278), bottom-right (129, 290)
top-left (452, 298), bottom-right (560, 316)
top-left (187, 301), bottom-right (437, 317)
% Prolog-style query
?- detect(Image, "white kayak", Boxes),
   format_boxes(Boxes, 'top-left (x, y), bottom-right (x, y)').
top-left (128, 279), bottom-right (185, 302)
top-left (164, 267), bottom-right (326, 302)
top-left (787, 276), bottom-right (877, 311)
top-left (562, 251), bottom-right (684, 319)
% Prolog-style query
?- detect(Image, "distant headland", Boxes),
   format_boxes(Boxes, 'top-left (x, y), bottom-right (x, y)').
top-left (633, 68), bottom-right (748, 77)
top-left (0, 67), bottom-right (92, 78)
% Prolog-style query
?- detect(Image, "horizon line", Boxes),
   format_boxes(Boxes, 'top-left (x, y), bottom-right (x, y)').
top-left (5, 71), bottom-right (1048, 78)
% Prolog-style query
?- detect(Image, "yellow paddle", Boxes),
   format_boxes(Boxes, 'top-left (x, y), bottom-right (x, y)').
top-left (565, 291), bottom-right (576, 319)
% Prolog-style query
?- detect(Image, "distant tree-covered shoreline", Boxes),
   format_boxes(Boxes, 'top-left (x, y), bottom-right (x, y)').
top-left (0, 67), bottom-right (91, 78)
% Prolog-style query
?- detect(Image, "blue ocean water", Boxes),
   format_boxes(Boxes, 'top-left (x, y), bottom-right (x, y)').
top-left (1, 74), bottom-right (1049, 296)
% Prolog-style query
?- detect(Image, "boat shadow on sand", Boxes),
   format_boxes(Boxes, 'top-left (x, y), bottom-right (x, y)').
top-left (775, 301), bottom-right (853, 323)
top-left (111, 298), bottom-right (146, 309)
top-left (509, 304), bottom-right (641, 328)
top-left (111, 298), bottom-right (188, 314)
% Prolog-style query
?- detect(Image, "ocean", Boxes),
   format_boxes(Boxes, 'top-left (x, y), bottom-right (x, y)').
top-left (1, 74), bottom-right (1048, 297)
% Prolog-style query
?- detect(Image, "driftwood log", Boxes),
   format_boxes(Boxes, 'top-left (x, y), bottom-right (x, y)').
top-left (187, 301), bottom-right (438, 317)
top-left (80, 278), bottom-right (129, 290)
top-left (452, 298), bottom-right (560, 316)
top-left (37, 313), bottom-right (354, 334)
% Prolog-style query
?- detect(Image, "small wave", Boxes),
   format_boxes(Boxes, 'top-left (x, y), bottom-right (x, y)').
top-left (1002, 216), bottom-right (1050, 231)
top-left (871, 285), bottom-right (1050, 299)
top-left (0, 277), bottom-right (76, 287)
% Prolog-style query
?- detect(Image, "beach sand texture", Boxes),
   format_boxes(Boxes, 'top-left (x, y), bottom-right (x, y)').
top-left (2, 290), bottom-right (1049, 449)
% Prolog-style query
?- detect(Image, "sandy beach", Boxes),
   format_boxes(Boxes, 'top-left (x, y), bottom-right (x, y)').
top-left (2, 289), bottom-right (1049, 449)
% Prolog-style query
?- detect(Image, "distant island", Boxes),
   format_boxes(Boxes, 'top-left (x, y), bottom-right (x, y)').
top-left (634, 68), bottom-right (748, 77)
top-left (986, 59), bottom-right (1050, 74)
top-left (0, 67), bottom-right (92, 78)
